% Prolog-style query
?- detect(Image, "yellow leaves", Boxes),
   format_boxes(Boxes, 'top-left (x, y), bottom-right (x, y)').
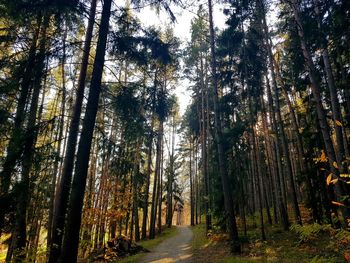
top-left (340, 174), bottom-right (350, 178)
top-left (335, 120), bottom-right (343, 127)
top-left (320, 151), bottom-right (327, 163)
top-left (326, 174), bottom-right (338, 185)
top-left (331, 178), bottom-right (338, 184)
top-left (314, 150), bottom-right (327, 163)
top-left (332, 201), bottom-right (346, 207)
top-left (296, 97), bottom-right (307, 114)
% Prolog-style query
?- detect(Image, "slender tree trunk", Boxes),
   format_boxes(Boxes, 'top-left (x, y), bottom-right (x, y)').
top-left (167, 117), bottom-right (175, 228)
top-left (47, 26), bottom-right (67, 249)
top-left (142, 118), bottom-right (154, 239)
top-left (190, 140), bottom-right (195, 226)
top-left (132, 140), bottom-right (142, 242)
top-left (313, 0), bottom-right (346, 170)
top-left (48, 1), bottom-right (97, 260)
top-left (157, 136), bottom-right (164, 233)
top-left (149, 121), bottom-right (162, 239)
top-left (248, 93), bottom-right (266, 240)
top-left (0, 17), bottom-right (42, 233)
top-left (268, 56), bottom-right (302, 225)
top-left (288, 0), bottom-right (350, 220)
top-left (208, 0), bottom-right (240, 252)
top-left (261, 97), bottom-right (279, 224)
top-left (11, 16), bottom-right (48, 262)
top-left (200, 55), bottom-right (212, 231)
top-left (265, 77), bottom-right (290, 230)
top-left (59, 0), bottom-right (112, 261)
top-left (260, 2), bottom-right (319, 221)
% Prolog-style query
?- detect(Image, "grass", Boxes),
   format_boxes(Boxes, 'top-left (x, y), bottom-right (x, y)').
top-left (191, 224), bottom-right (232, 262)
top-left (191, 223), bottom-right (350, 263)
top-left (192, 224), bottom-right (210, 250)
top-left (117, 226), bottom-right (178, 263)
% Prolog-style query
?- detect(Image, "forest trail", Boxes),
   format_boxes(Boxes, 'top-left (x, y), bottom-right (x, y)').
top-left (140, 226), bottom-right (193, 263)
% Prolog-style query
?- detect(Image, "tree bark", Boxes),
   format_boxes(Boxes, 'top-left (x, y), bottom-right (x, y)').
top-left (48, 0), bottom-right (97, 260)
top-left (59, 0), bottom-right (112, 260)
top-left (149, 121), bottom-right (162, 239)
top-left (0, 17), bottom-right (42, 234)
top-left (288, 0), bottom-right (350, 220)
top-left (208, 0), bottom-right (240, 252)
top-left (142, 118), bottom-right (154, 239)
top-left (10, 15), bottom-right (49, 262)
top-left (190, 140), bottom-right (195, 226)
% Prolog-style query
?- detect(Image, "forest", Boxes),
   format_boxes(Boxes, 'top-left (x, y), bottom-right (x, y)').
top-left (0, 0), bottom-right (350, 262)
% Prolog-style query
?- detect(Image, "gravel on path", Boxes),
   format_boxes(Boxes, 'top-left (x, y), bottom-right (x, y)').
top-left (139, 226), bottom-right (193, 263)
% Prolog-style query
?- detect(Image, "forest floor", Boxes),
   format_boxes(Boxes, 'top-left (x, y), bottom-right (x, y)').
top-left (191, 223), bottom-right (350, 263)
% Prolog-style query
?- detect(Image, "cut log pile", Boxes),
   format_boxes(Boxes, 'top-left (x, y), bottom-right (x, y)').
top-left (88, 235), bottom-right (149, 262)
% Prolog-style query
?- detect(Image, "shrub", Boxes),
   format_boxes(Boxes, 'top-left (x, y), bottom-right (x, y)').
top-left (290, 223), bottom-right (332, 243)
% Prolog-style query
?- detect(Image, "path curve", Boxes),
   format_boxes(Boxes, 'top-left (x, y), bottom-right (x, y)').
top-left (140, 226), bottom-right (193, 263)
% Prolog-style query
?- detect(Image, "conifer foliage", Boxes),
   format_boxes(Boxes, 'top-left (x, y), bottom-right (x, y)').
top-left (0, 0), bottom-right (350, 261)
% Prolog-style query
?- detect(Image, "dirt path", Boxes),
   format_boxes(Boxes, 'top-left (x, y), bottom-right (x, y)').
top-left (140, 226), bottom-right (193, 263)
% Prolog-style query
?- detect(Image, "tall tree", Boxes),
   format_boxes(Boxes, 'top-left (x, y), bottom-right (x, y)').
top-left (207, 0), bottom-right (240, 252)
top-left (59, 0), bottom-right (113, 260)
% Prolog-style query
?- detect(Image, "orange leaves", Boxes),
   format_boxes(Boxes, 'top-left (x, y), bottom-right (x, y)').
top-left (335, 120), bottom-right (343, 127)
top-left (332, 201), bottom-right (346, 207)
top-left (314, 150), bottom-right (327, 163)
top-left (326, 174), bottom-right (338, 185)
top-left (320, 151), bottom-right (327, 162)
top-left (344, 251), bottom-right (350, 262)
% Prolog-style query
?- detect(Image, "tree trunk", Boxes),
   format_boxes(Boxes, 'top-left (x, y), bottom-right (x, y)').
top-left (11, 16), bottom-right (48, 261)
top-left (190, 140), bottom-right (195, 226)
top-left (48, 0), bottom-right (97, 260)
top-left (149, 121), bottom-right (162, 239)
top-left (288, 0), bottom-right (350, 220)
top-left (265, 77), bottom-right (290, 230)
top-left (59, 0), bottom-right (112, 261)
top-left (157, 135), bottom-right (164, 233)
top-left (207, 0), bottom-right (240, 252)
top-left (313, 0), bottom-right (346, 170)
top-left (142, 118), bottom-right (154, 239)
top-left (261, 96), bottom-right (279, 224)
top-left (0, 17), bottom-right (42, 234)
top-left (132, 139), bottom-right (142, 242)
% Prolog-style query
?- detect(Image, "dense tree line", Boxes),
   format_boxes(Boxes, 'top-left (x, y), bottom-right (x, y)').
top-left (0, 0), bottom-right (184, 261)
top-left (182, 0), bottom-right (350, 253)
top-left (1, 0), bottom-right (350, 261)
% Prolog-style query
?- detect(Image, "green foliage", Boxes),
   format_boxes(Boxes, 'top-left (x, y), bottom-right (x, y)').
top-left (290, 223), bottom-right (333, 243)
top-left (310, 255), bottom-right (337, 263)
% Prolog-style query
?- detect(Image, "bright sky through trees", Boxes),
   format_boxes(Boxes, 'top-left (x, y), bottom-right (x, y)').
top-left (1, 0), bottom-right (350, 261)
top-left (136, 0), bottom-right (226, 114)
